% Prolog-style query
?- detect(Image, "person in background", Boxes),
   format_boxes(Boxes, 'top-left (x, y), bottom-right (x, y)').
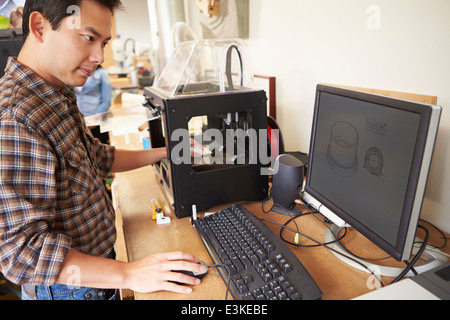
top-left (9, 6), bottom-right (23, 29)
top-left (75, 64), bottom-right (112, 144)
top-left (75, 65), bottom-right (112, 117)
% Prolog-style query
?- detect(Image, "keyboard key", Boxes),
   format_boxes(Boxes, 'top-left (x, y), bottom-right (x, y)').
top-left (243, 276), bottom-right (253, 284)
top-left (261, 285), bottom-right (271, 294)
top-left (239, 285), bottom-right (249, 294)
top-left (282, 263), bottom-right (293, 273)
top-left (264, 291), bottom-right (275, 299)
top-left (249, 255), bottom-right (259, 266)
top-left (262, 272), bottom-right (272, 282)
top-left (243, 292), bottom-right (254, 300)
top-left (285, 286), bottom-right (296, 297)
top-left (290, 292), bottom-right (302, 300)
top-left (255, 249), bottom-right (268, 262)
top-left (230, 256), bottom-right (245, 272)
top-left (277, 292), bottom-right (288, 300)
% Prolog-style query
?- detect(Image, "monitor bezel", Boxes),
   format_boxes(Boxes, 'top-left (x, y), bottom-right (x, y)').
top-left (304, 84), bottom-right (441, 261)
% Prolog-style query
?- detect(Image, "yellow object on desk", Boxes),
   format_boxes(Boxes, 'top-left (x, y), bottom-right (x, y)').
top-left (151, 200), bottom-right (163, 220)
top-left (151, 200), bottom-right (172, 225)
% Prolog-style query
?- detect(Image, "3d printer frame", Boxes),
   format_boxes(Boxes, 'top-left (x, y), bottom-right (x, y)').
top-left (144, 86), bottom-right (269, 219)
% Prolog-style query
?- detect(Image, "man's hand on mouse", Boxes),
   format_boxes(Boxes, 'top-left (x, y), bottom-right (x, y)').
top-left (123, 251), bottom-right (208, 294)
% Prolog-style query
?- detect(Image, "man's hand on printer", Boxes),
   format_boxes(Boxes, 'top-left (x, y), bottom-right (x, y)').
top-left (124, 251), bottom-right (207, 294)
top-left (190, 138), bottom-right (204, 158)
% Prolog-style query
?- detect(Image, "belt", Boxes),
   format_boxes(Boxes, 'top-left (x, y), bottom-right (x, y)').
top-left (22, 284), bottom-right (37, 300)
top-left (21, 284), bottom-right (117, 300)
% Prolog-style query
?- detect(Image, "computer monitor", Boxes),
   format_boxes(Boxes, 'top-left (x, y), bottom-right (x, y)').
top-left (0, 28), bottom-right (24, 78)
top-left (302, 84), bottom-right (444, 276)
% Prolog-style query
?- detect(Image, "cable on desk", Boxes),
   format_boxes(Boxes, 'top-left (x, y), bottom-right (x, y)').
top-left (262, 195), bottom-right (437, 287)
top-left (261, 198), bottom-right (275, 214)
top-left (260, 216), bottom-right (347, 248)
top-left (271, 216), bottom-right (386, 287)
top-left (273, 195), bottom-right (347, 248)
top-left (221, 199), bottom-right (436, 291)
top-left (391, 225), bottom-right (430, 284)
top-left (261, 199), bottom-right (301, 244)
top-left (261, 196), bottom-right (386, 287)
top-left (417, 219), bottom-right (448, 250)
top-left (208, 264), bottom-right (231, 301)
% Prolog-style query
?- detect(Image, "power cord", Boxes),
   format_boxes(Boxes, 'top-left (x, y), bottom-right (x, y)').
top-left (391, 225), bottom-right (430, 284)
top-left (259, 196), bottom-right (435, 287)
top-left (261, 199), bottom-right (301, 245)
top-left (261, 211), bottom-right (386, 287)
top-left (259, 197), bottom-right (386, 286)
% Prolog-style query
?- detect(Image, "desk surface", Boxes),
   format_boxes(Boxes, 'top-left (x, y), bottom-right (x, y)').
top-left (111, 135), bottom-right (450, 301)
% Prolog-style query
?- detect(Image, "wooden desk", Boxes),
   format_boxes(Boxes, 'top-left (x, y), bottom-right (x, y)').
top-left (107, 84), bottom-right (448, 300)
top-left (110, 133), bottom-right (228, 300)
top-left (112, 174), bottom-right (449, 299)
top-left (111, 135), bottom-right (450, 300)
top-left (114, 166), bottom-right (230, 300)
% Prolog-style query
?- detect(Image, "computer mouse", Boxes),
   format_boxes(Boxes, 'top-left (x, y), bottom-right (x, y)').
top-left (174, 261), bottom-right (209, 280)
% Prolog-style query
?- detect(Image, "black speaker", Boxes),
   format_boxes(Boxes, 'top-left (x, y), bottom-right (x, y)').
top-left (272, 154), bottom-right (304, 216)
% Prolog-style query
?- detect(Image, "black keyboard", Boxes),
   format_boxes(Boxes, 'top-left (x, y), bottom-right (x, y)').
top-left (194, 204), bottom-right (323, 300)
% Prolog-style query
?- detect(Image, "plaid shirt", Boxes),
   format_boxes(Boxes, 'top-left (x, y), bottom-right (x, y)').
top-left (0, 58), bottom-right (116, 286)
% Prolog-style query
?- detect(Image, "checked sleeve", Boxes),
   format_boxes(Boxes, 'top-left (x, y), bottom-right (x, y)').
top-left (0, 119), bottom-right (72, 286)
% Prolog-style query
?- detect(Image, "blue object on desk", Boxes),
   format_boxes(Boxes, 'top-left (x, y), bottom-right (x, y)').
top-left (143, 138), bottom-right (151, 150)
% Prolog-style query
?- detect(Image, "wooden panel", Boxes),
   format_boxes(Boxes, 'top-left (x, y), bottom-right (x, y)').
top-left (112, 183), bottom-right (135, 300)
top-left (325, 84), bottom-right (438, 105)
top-left (114, 166), bottom-right (230, 300)
top-left (255, 75), bottom-right (277, 120)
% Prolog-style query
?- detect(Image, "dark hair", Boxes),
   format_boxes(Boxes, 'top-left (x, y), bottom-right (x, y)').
top-left (22, 0), bottom-right (123, 39)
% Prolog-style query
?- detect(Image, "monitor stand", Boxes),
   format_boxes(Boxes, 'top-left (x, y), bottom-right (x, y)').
top-left (271, 203), bottom-right (303, 217)
top-left (324, 224), bottom-right (448, 278)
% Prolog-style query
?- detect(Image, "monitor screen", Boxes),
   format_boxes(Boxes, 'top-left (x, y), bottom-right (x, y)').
top-left (303, 85), bottom-right (441, 262)
top-left (0, 28), bottom-right (24, 78)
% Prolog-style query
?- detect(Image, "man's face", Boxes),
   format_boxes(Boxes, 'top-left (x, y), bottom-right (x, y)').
top-left (40, 0), bottom-right (112, 88)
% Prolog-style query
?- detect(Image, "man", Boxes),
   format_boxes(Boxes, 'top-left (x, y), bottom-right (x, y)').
top-left (0, 0), bottom-right (206, 300)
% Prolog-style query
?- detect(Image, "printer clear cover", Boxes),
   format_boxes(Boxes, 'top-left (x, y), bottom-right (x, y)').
top-left (153, 39), bottom-right (255, 98)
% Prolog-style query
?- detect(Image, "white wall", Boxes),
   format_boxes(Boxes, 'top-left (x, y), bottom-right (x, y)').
top-left (247, 0), bottom-right (450, 233)
top-left (115, 0), bottom-right (152, 45)
top-left (115, 0), bottom-right (450, 233)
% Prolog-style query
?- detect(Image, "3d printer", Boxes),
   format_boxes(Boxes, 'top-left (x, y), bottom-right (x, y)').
top-left (143, 39), bottom-right (269, 219)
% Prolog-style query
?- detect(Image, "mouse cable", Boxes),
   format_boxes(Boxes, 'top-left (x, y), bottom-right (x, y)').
top-left (208, 264), bottom-right (231, 301)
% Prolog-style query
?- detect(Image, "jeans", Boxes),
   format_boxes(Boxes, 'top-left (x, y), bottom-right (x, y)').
top-left (22, 250), bottom-right (119, 300)
top-left (22, 283), bottom-right (118, 300)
